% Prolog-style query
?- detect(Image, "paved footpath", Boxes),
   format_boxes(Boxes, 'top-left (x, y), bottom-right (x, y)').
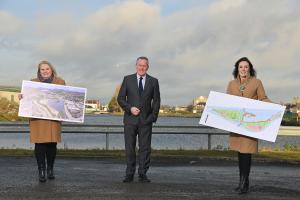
top-left (0, 156), bottom-right (299, 200)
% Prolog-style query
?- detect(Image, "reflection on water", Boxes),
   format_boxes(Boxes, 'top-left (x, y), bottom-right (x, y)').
top-left (0, 115), bottom-right (299, 150)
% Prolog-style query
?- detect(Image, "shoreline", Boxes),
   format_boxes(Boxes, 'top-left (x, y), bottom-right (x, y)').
top-left (95, 112), bottom-right (201, 118)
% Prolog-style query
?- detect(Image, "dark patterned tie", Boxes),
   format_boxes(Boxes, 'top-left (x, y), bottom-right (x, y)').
top-left (139, 76), bottom-right (143, 95)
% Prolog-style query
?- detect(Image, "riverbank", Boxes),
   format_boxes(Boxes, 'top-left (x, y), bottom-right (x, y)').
top-left (1, 149), bottom-right (299, 164)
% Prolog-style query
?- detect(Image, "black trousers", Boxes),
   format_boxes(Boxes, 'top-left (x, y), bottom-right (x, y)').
top-left (238, 152), bottom-right (252, 178)
top-left (35, 143), bottom-right (57, 169)
top-left (124, 124), bottom-right (152, 176)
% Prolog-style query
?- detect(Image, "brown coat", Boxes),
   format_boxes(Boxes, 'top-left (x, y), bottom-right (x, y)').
top-left (226, 76), bottom-right (271, 153)
top-left (29, 77), bottom-right (66, 143)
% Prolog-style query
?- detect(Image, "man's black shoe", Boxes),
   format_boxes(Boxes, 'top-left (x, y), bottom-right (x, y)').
top-left (138, 174), bottom-right (151, 183)
top-left (123, 175), bottom-right (134, 183)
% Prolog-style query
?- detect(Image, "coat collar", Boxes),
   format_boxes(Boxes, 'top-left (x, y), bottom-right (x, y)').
top-left (235, 75), bottom-right (254, 85)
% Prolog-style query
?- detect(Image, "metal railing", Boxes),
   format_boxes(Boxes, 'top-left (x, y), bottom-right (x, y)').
top-left (0, 122), bottom-right (299, 150)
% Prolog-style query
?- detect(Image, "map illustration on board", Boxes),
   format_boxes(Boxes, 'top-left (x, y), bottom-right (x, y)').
top-left (199, 91), bottom-right (285, 142)
top-left (208, 107), bottom-right (282, 132)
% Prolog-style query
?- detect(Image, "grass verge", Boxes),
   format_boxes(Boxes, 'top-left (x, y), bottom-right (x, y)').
top-left (0, 149), bottom-right (299, 162)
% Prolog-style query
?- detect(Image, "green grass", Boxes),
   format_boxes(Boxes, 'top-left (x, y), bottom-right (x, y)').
top-left (0, 149), bottom-right (299, 162)
top-left (257, 150), bottom-right (300, 161)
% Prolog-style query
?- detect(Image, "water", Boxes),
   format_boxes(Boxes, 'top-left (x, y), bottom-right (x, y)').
top-left (0, 115), bottom-right (299, 150)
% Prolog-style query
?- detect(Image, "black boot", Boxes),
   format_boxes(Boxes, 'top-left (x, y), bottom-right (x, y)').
top-left (239, 175), bottom-right (249, 194)
top-left (234, 175), bottom-right (242, 192)
top-left (46, 143), bottom-right (57, 180)
top-left (38, 167), bottom-right (46, 182)
top-left (235, 152), bottom-right (251, 194)
top-left (35, 143), bottom-right (47, 182)
top-left (234, 152), bottom-right (242, 191)
top-left (47, 167), bottom-right (55, 180)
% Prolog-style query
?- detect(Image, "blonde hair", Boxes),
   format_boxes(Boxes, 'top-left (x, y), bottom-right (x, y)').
top-left (37, 60), bottom-right (57, 80)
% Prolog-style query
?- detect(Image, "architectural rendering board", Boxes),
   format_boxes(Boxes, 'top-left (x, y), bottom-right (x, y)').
top-left (18, 80), bottom-right (86, 123)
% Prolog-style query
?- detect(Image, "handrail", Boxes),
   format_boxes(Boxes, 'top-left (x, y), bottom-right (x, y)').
top-left (0, 123), bottom-right (299, 150)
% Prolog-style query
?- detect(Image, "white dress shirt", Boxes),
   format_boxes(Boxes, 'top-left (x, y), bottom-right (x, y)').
top-left (137, 74), bottom-right (146, 89)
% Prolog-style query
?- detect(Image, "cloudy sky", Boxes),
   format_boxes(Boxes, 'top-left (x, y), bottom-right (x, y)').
top-left (0, 0), bottom-right (299, 105)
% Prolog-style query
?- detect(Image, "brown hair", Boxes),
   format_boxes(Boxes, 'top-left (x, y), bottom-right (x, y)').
top-left (37, 60), bottom-right (57, 80)
top-left (232, 57), bottom-right (256, 78)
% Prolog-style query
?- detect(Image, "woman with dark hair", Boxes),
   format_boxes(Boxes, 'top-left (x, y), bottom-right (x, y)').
top-left (20, 61), bottom-right (65, 182)
top-left (226, 57), bottom-right (271, 194)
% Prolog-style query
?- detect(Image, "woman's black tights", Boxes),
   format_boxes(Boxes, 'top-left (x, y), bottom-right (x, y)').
top-left (238, 152), bottom-right (252, 178)
top-left (35, 142), bottom-right (57, 169)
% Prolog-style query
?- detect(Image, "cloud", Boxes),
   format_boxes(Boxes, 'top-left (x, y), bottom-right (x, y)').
top-left (0, 0), bottom-right (300, 105)
top-left (0, 11), bottom-right (24, 35)
top-left (209, 0), bottom-right (247, 14)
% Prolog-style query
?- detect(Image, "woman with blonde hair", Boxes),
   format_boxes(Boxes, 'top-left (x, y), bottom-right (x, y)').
top-left (20, 60), bottom-right (65, 182)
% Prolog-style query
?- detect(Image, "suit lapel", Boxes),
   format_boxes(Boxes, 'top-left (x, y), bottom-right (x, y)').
top-left (130, 74), bottom-right (140, 96)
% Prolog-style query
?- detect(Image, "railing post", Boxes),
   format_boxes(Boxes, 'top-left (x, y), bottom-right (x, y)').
top-left (208, 134), bottom-right (211, 150)
top-left (106, 132), bottom-right (109, 150)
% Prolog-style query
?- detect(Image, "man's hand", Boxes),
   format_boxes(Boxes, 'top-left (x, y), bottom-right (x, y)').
top-left (130, 107), bottom-right (140, 116)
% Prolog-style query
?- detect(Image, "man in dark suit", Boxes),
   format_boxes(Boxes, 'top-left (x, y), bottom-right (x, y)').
top-left (117, 56), bottom-right (160, 183)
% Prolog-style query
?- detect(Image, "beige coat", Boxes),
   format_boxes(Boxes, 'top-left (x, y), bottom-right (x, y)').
top-left (29, 77), bottom-right (66, 143)
top-left (226, 76), bottom-right (271, 153)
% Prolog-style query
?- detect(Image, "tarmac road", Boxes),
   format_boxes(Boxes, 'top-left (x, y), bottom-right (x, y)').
top-left (0, 156), bottom-right (299, 200)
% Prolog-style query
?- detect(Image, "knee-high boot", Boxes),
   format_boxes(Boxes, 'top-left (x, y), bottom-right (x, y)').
top-left (239, 153), bottom-right (251, 194)
top-left (35, 143), bottom-right (47, 182)
top-left (234, 152), bottom-right (242, 191)
top-left (46, 143), bottom-right (57, 179)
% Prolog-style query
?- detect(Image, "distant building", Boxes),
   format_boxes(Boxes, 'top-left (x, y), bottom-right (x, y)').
top-left (175, 106), bottom-right (188, 112)
top-left (86, 99), bottom-right (101, 109)
top-left (102, 104), bottom-right (109, 112)
top-left (289, 97), bottom-right (300, 113)
top-left (0, 86), bottom-right (21, 103)
top-left (193, 96), bottom-right (207, 113)
top-left (85, 99), bottom-right (101, 113)
top-left (159, 105), bottom-right (174, 113)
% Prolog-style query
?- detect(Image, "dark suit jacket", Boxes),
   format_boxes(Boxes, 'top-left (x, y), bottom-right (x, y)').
top-left (117, 73), bottom-right (161, 125)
